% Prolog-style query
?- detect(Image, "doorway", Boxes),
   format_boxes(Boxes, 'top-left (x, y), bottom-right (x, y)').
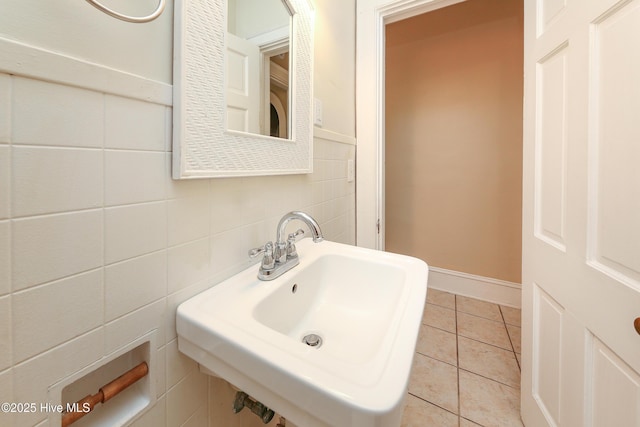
top-left (384, 0), bottom-right (523, 287)
top-left (358, 0), bottom-right (640, 425)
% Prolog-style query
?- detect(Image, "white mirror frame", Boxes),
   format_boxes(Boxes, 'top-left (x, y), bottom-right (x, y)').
top-left (172, 0), bottom-right (314, 179)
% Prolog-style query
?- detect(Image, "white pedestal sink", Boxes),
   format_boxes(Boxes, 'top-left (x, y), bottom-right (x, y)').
top-left (177, 239), bottom-right (428, 427)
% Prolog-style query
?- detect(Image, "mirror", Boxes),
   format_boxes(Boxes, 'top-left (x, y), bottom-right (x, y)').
top-left (173, 0), bottom-right (314, 178)
top-left (227, 0), bottom-right (291, 139)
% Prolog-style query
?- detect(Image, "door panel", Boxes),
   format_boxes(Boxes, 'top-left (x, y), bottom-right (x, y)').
top-left (589, 0), bottom-right (640, 286)
top-left (226, 32), bottom-right (260, 134)
top-left (538, 0), bottom-right (567, 34)
top-left (522, 0), bottom-right (640, 426)
top-left (532, 285), bottom-right (563, 424)
top-left (535, 43), bottom-right (568, 251)
top-left (590, 337), bottom-right (640, 427)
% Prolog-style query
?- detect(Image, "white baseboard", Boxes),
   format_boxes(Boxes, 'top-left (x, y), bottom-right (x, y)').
top-left (428, 267), bottom-right (522, 308)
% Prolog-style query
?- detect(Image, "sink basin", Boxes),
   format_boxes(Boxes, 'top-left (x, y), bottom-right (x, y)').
top-left (177, 239), bottom-right (428, 427)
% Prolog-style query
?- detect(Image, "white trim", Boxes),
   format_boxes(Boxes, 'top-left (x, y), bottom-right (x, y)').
top-left (356, 0), bottom-right (470, 250)
top-left (0, 37), bottom-right (172, 105)
top-left (260, 37), bottom-right (290, 137)
top-left (270, 91), bottom-right (288, 138)
top-left (249, 26), bottom-right (290, 48)
top-left (379, 0), bottom-right (467, 24)
top-left (270, 62), bottom-right (289, 89)
top-left (313, 128), bottom-right (356, 145)
top-left (428, 267), bottom-right (522, 308)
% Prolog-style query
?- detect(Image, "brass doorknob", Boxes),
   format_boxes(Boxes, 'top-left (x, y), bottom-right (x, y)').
top-left (635, 318), bottom-right (640, 335)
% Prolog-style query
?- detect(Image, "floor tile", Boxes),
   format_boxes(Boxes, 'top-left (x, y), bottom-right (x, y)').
top-left (457, 296), bottom-right (502, 321)
top-left (422, 302), bottom-right (456, 333)
top-left (405, 291), bottom-right (523, 426)
top-left (507, 324), bottom-right (522, 353)
top-left (458, 336), bottom-right (520, 388)
top-left (500, 306), bottom-right (522, 326)
top-left (401, 394), bottom-right (458, 427)
top-left (457, 312), bottom-right (512, 350)
top-left (426, 289), bottom-right (456, 310)
top-left (409, 353), bottom-right (458, 414)
top-left (459, 370), bottom-right (523, 427)
top-left (416, 325), bottom-right (457, 366)
top-left (460, 418), bottom-right (483, 426)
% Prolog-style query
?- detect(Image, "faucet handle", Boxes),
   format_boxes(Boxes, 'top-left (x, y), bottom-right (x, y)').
top-left (288, 229), bottom-right (305, 241)
top-left (286, 229), bottom-right (305, 258)
top-left (248, 245), bottom-right (265, 258)
top-left (261, 242), bottom-right (275, 270)
top-left (274, 240), bottom-right (287, 264)
top-left (249, 242), bottom-right (275, 270)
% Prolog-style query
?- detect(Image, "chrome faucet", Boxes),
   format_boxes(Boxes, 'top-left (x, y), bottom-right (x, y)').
top-left (249, 211), bottom-right (323, 281)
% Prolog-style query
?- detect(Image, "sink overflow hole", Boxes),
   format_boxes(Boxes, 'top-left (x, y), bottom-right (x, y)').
top-left (302, 333), bottom-right (322, 348)
top-left (292, 284), bottom-right (298, 293)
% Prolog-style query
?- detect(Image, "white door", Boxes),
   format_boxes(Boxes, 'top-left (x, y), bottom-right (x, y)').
top-left (521, 0), bottom-right (640, 425)
top-left (226, 32), bottom-right (260, 134)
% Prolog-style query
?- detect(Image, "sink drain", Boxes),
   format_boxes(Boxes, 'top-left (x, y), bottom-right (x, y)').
top-left (302, 333), bottom-right (323, 348)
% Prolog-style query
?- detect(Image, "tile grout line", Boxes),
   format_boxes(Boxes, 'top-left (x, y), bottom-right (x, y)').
top-left (458, 309), bottom-right (505, 324)
top-left (457, 333), bottom-right (515, 353)
top-left (457, 366), bottom-right (521, 391)
top-left (407, 391), bottom-right (460, 420)
top-left (422, 323), bottom-right (456, 335)
top-left (499, 305), bottom-right (521, 371)
top-left (415, 350), bottom-right (457, 369)
top-left (420, 292), bottom-right (521, 427)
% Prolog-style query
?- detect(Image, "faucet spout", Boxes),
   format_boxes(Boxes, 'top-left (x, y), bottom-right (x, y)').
top-left (276, 211), bottom-right (324, 245)
top-left (250, 211), bottom-right (323, 281)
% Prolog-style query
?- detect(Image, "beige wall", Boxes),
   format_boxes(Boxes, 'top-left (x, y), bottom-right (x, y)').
top-left (385, 0), bottom-right (523, 283)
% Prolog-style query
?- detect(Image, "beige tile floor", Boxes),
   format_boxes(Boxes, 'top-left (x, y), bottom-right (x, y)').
top-left (401, 289), bottom-right (523, 427)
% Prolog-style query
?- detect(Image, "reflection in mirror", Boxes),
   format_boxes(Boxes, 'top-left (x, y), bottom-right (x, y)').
top-left (227, 0), bottom-right (291, 139)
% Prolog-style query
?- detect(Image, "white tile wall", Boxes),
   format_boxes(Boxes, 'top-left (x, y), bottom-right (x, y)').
top-left (11, 146), bottom-right (103, 217)
top-left (210, 226), bottom-right (259, 277)
top-left (0, 369), bottom-right (13, 427)
top-left (156, 346), bottom-right (167, 399)
top-left (12, 270), bottom-right (103, 363)
top-left (167, 194), bottom-right (210, 246)
top-left (165, 280), bottom-right (213, 344)
top-left (104, 299), bottom-right (167, 355)
top-left (166, 369), bottom-right (209, 426)
top-left (0, 74), bottom-right (10, 144)
top-left (2, 72), bottom-right (355, 426)
top-left (166, 338), bottom-right (197, 389)
top-left (105, 150), bottom-right (166, 206)
top-left (0, 221), bottom-right (9, 295)
top-left (166, 165), bottom-right (210, 199)
top-left (105, 251), bottom-right (167, 321)
top-left (0, 146), bottom-right (9, 219)
top-left (13, 331), bottom-right (104, 426)
top-left (104, 202), bottom-right (167, 264)
top-left (105, 95), bottom-right (166, 151)
top-left (12, 77), bottom-right (104, 148)
top-left (0, 295), bottom-right (10, 370)
top-left (131, 396), bottom-right (166, 427)
top-left (12, 210), bottom-right (103, 291)
top-left (167, 238), bottom-right (210, 294)
top-left (183, 403), bottom-right (209, 427)
top-left (209, 178), bottom-right (248, 234)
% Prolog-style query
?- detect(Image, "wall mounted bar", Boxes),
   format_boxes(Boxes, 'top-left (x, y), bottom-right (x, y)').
top-left (61, 362), bottom-right (149, 426)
